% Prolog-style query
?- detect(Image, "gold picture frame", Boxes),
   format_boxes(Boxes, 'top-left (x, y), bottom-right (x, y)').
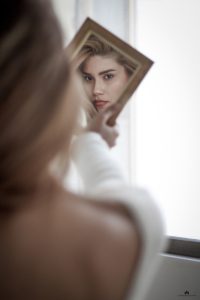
top-left (66, 17), bottom-right (153, 125)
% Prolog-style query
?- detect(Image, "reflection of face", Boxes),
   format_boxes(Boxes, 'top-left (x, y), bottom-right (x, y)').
top-left (81, 55), bottom-right (129, 111)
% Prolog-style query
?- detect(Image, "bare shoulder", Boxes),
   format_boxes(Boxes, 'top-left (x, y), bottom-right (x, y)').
top-left (81, 197), bottom-right (141, 300)
top-left (52, 188), bottom-right (141, 300)
top-left (0, 184), bottom-right (140, 300)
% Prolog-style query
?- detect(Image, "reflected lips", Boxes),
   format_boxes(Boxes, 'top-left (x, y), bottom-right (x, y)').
top-left (94, 100), bottom-right (110, 110)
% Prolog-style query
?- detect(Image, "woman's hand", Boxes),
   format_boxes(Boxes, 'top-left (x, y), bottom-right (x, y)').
top-left (86, 105), bottom-right (119, 148)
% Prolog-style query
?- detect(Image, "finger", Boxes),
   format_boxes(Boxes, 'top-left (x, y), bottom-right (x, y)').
top-left (102, 109), bottom-right (114, 122)
top-left (105, 102), bottom-right (121, 114)
top-left (101, 107), bottom-right (118, 124)
top-left (113, 127), bottom-right (119, 138)
top-left (104, 103), bottom-right (122, 125)
top-left (114, 122), bottom-right (119, 132)
top-left (109, 139), bottom-right (116, 148)
top-left (108, 123), bottom-right (119, 135)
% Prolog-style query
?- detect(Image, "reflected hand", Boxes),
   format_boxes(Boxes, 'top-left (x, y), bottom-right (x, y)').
top-left (71, 52), bottom-right (89, 72)
top-left (86, 104), bottom-right (120, 148)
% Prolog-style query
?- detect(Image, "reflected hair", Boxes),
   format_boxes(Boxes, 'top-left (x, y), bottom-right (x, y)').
top-left (0, 0), bottom-right (75, 199)
top-left (79, 34), bottom-right (137, 77)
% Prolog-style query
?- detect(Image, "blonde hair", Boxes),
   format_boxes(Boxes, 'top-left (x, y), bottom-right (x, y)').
top-left (0, 0), bottom-right (76, 200)
top-left (79, 34), bottom-right (137, 77)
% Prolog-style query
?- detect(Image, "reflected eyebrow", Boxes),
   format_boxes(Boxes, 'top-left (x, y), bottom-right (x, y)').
top-left (99, 69), bottom-right (116, 75)
top-left (82, 69), bottom-right (116, 77)
top-left (82, 72), bottom-right (93, 78)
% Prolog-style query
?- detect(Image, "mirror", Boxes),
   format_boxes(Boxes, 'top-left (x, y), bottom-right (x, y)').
top-left (66, 18), bottom-right (153, 125)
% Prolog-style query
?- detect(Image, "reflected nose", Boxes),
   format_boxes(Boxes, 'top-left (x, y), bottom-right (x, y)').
top-left (93, 79), bottom-right (104, 97)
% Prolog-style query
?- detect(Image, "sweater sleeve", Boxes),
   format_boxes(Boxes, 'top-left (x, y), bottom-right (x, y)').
top-left (72, 132), bottom-right (167, 300)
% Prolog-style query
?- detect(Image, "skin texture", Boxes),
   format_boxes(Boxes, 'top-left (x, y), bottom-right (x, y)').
top-left (0, 176), bottom-right (140, 300)
top-left (86, 107), bottom-right (119, 147)
top-left (82, 55), bottom-right (129, 112)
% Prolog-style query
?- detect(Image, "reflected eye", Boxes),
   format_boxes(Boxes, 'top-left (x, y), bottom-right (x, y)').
top-left (103, 73), bottom-right (114, 80)
top-left (83, 74), bottom-right (93, 82)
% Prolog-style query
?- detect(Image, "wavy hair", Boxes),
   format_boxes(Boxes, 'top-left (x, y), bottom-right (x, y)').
top-left (0, 0), bottom-right (76, 200)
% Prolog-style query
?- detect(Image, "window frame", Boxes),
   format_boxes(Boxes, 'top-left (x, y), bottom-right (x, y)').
top-left (166, 237), bottom-right (200, 259)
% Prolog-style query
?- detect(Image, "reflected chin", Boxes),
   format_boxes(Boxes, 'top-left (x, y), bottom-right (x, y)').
top-left (96, 106), bottom-right (105, 112)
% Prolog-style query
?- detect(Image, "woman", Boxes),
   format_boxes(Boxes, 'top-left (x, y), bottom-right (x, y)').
top-left (0, 1), bottom-right (166, 299)
top-left (78, 35), bottom-right (137, 116)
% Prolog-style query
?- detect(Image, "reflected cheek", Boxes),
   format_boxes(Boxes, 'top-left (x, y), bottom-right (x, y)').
top-left (109, 79), bottom-right (126, 102)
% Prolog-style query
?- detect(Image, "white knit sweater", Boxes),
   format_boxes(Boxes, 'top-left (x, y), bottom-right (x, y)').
top-left (71, 132), bottom-right (167, 300)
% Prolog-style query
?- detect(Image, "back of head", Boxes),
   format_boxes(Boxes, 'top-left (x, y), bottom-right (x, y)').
top-left (0, 0), bottom-right (76, 201)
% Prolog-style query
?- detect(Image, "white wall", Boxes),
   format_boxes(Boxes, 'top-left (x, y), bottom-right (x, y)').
top-left (134, 0), bottom-right (200, 239)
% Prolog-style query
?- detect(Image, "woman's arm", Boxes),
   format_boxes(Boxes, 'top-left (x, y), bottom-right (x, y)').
top-left (72, 128), bottom-right (167, 300)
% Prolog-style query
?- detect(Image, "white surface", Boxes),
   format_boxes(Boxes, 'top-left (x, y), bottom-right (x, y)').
top-left (134, 0), bottom-right (200, 239)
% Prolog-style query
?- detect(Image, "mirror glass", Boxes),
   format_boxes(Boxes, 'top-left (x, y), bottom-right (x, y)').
top-left (66, 18), bottom-right (153, 124)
